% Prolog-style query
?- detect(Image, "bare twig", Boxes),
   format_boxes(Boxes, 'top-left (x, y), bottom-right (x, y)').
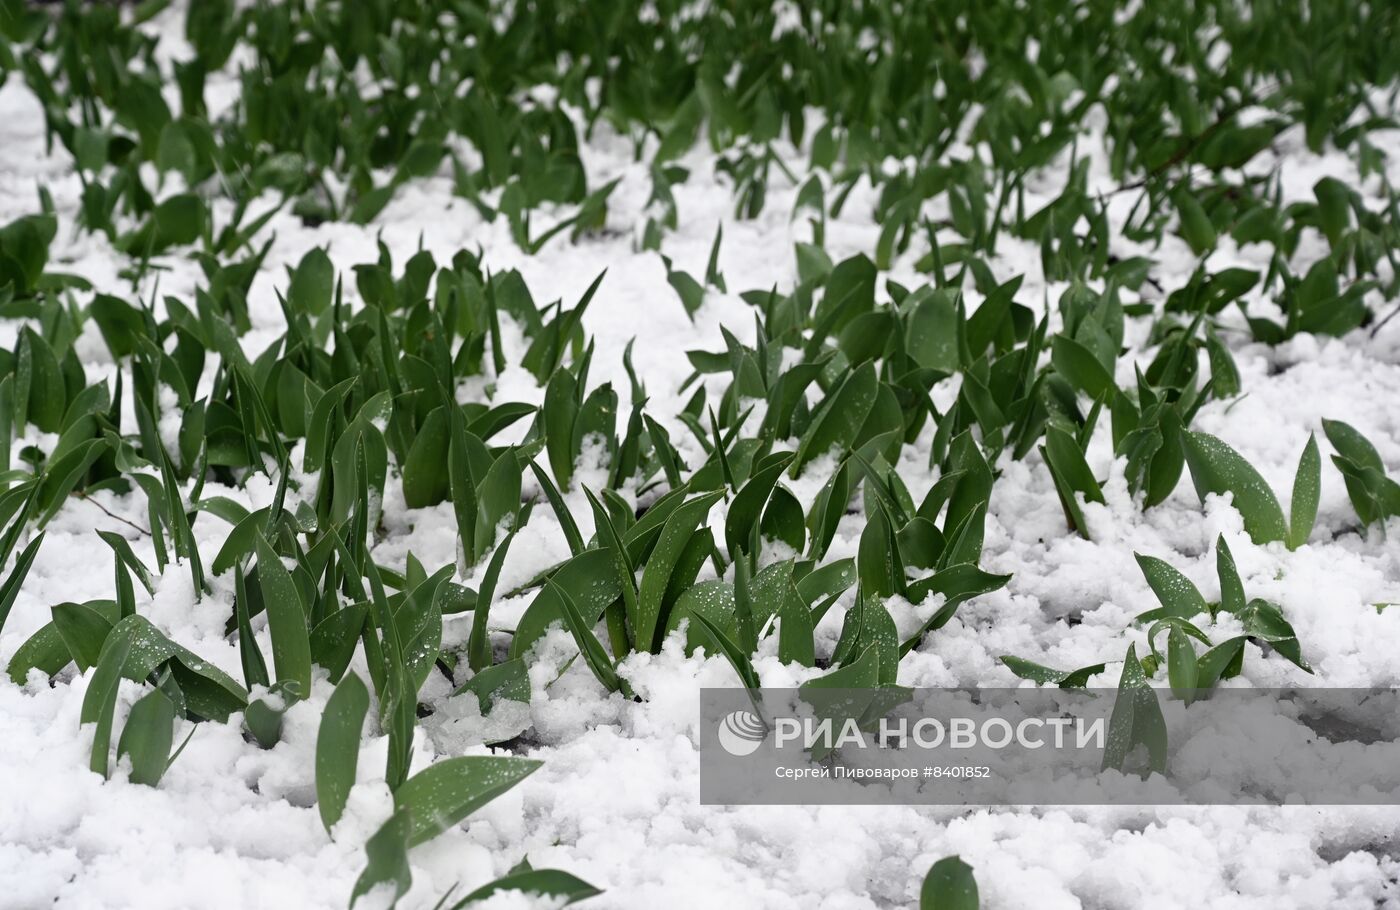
top-left (1370, 301), bottom-right (1400, 338)
top-left (76, 492), bottom-right (152, 537)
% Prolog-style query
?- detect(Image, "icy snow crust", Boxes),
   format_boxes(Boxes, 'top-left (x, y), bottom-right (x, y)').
top-left (3, 13), bottom-right (1400, 910)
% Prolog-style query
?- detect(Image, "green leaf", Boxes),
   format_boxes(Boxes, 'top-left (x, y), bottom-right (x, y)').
top-left (468, 518), bottom-right (523, 672)
top-left (665, 579), bottom-right (736, 655)
top-left (704, 223), bottom-right (726, 291)
top-left (0, 482), bottom-right (39, 562)
top-left (1203, 329), bottom-right (1240, 398)
top-left (472, 448), bottom-right (522, 563)
top-left (254, 533), bottom-right (313, 692)
top-left (18, 328), bottom-right (65, 433)
top-left (1322, 419), bottom-right (1384, 471)
top-left (1321, 419), bottom-right (1400, 527)
top-left (117, 687), bottom-right (175, 787)
top-left (351, 808), bottom-right (413, 909)
top-left (245, 682), bottom-right (298, 750)
top-left (510, 549), bottom-right (621, 660)
top-left (85, 614), bottom-right (247, 722)
top-left (122, 193), bottom-right (207, 256)
top-left (901, 564), bottom-right (1010, 653)
top-left (528, 461), bottom-right (583, 557)
top-left (82, 623), bottom-right (135, 779)
top-left (762, 485), bottom-right (807, 554)
top-left (583, 488), bottom-right (639, 654)
top-left (303, 378), bottom-right (355, 475)
top-left (50, 601), bottom-right (114, 673)
top-left (521, 270), bottom-right (605, 381)
top-left (542, 370), bottom-right (578, 492)
top-left (394, 756), bottom-right (541, 847)
top-left (1215, 536), bottom-right (1246, 615)
top-left (1181, 431), bottom-right (1287, 544)
top-left (792, 363), bottom-right (878, 476)
top-left (1196, 636), bottom-right (1247, 689)
top-left (636, 491), bottom-right (723, 651)
top-left (688, 610), bottom-right (762, 691)
top-left (1174, 190), bottom-right (1217, 255)
top-left (8, 618), bottom-right (77, 683)
top-left (98, 531), bottom-right (156, 595)
top-left (1239, 598), bottom-right (1312, 673)
top-left (1051, 334), bottom-right (1115, 399)
top-left (454, 658), bottom-right (531, 715)
top-left (156, 120), bottom-right (197, 179)
top-left (856, 505), bottom-right (902, 598)
top-left (1314, 177), bottom-right (1351, 247)
top-left (234, 563), bottom-right (270, 689)
top-left (920, 855), bottom-right (979, 910)
top-left (725, 451), bottom-right (793, 563)
top-left (317, 671), bottom-right (369, 833)
top-left (802, 642), bottom-right (881, 689)
top-left (468, 403), bottom-right (537, 443)
top-left (1044, 425), bottom-right (1104, 500)
top-left (37, 439), bottom-right (112, 527)
top-left (0, 532), bottom-right (45, 638)
top-left (1135, 553), bottom-right (1208, 619)
top-left (330, 415), bottom-right (389, 527)
top-left (815, 254), bottom-right (876, 337)
top-left (90, 295), bottom-right (149, 359)
top-left (1041, 425), bottom-right (1103, 537)
top-left (796, 558), bottom-right (855, 612)
top-left (396, 565), bottom-right (451, 695)
top-left (1166, 626), bottom-right (1198, 701)
top-left (905, 289), bottom-right (960, 374)
top-left (448, 414), bottom-right (480, 561)
top-left (288, 247), bottom-right (334, 316)
top-left (402, 407), bottom-right (451, 508)
top-left (665, 261), bottom-right (705, 319)
top-left (999, 655), bottom-right (1106, 688)
top-left (776, 573), bottom-right (816, 667)
top-left (310, 601), bottom-right (369, 683)
top-left (549, 578), bottom-right (623, 693)
top-left (655, 92), bottom-right (703, 164)
top-left (1101, 644), bottom-right (1167, 775)
top-left (838, 311), bottom-right (895, 365)
top-left (833, 592), bottom-right (900, 685)
top-left (1288, 433), bottom-right (1320, 549)
top-left (447, 868), bottom-right (602, 909)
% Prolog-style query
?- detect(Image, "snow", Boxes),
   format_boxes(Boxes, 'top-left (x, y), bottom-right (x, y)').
top-left (2, 5), bottom-right (1400, 909)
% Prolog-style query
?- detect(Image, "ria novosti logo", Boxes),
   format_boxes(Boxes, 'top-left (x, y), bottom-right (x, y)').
top-left (717, 709), bottom-right (1107, 757)
top-left (716, 710), bottom-right (768, 756)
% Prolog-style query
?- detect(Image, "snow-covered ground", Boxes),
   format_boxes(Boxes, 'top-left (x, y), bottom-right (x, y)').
top-left (2, 7), bottom-right (1400, 909)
